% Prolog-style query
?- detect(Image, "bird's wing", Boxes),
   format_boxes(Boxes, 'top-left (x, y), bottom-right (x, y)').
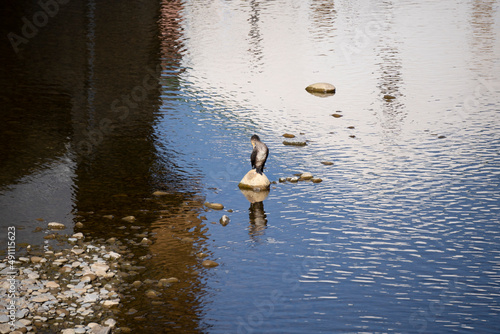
top-left (251, 148), bottom-right (257, 168)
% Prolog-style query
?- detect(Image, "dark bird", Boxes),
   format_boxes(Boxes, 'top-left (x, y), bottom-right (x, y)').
top-left (250, 135), bottom-right (269, 175)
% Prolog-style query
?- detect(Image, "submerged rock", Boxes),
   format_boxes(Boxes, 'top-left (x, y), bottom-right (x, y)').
top-left (121, 216), bottom-right (136, 223)
top-left (238, 169), bottom-right (270, 190)
top-left (283, 140), bottom-right (307, 146)
top-left (202, 260), bottom-right (219, 268)
top-left (282, 133), bottom-right (295, 138)
top-left (321, 161), bottom-right (334, 165)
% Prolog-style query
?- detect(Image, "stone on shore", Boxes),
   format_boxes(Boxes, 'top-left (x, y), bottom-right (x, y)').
top-left (48, 222), bottom-right (66, 230)
top-left (238, 169), bottom-right (270, 190)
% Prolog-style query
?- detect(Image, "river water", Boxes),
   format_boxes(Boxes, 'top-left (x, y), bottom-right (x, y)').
top-left (1, 0), bottom-right (500, 333)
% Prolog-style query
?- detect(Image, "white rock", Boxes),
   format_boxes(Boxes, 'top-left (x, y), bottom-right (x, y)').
top-left (104, 318), bottom-right (116, 327)
top-left (91, 263), bottom-right (109, 276)
top-left (238, 169), bottom-right (270, 190)
top-left (45, 281), bottom-right (60, 289)
top-left (48, 222), bottom-right (66, 230)
top-left (108, 251), bottom-right (121, 259)
top-left (72, 232), bottom-right (84, 239)
top-left (0, 323), bottom-right (11, 334)
top-left (61, 329), bottom-right (75, 334)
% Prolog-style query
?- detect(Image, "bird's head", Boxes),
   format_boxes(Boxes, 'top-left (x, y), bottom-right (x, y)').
top-left (251, 135), bottom-right (260, 147)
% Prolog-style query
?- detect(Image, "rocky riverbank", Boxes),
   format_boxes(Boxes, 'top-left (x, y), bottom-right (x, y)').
top-left (0, 227), bottom-right (123, 334)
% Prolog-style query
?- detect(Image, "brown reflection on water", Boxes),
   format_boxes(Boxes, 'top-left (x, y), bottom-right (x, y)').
top-left (469, 0), bottom-right (498, 76)
top-left (375, 2), bottom-right (406, 137)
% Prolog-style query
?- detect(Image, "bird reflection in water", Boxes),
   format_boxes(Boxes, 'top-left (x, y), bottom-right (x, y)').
top-left (240, 189), bottom-right (269, 238)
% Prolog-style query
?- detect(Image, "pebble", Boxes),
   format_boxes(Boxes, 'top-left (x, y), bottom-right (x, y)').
top-left (104, 318), bottom-right (116, 328)
top-left (202, 260), bottom-right (219, 268)
top-left (300, 172), bottom-right (313, 180)
top-left (282, 133), bottom-right (295, 138)
top-left (140, 237), bottom-right (153, 246)
top-left (102, 215), bottom-right (114, 220)
top-left (48, 222), bottom-right (66, 230)
top-left (158, 277), bottom-right (179, 286)
top-left (72, 249), bottom-right (85, 255)
top-left (305, 82), bottom-right (336, 94)
top-left (220, 215), bottom-right (230, 226)
top-left (331, 113), bottom-right (343, 118)
top-left (204, 202), bottom-right (224, 210)
top-left (321, 161), bottom-right (334, 165)
top-left (289, 177), bottom-right (299, 183)
top-left (311, 178), bottom-right (323, 183)
top-left (121, 216), bottom-right (136, 223)
top-left (46, 281), bottom-right (60, 289)
top-left (145, 290), bottom-right (159, 298)
top-left (152, 190), bottom-right (169, 196)
top-left (75, 222), bottom-right (84, 228)
top-left (72, 232), bottom-right (84, 239)
top-left (31, 256), bottom-right (44, 263)
top-left (283, 140), bottom-right (307, 146)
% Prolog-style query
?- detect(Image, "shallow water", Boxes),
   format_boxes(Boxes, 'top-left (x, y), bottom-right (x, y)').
top-left (1, 0), bottom-right (500, 333)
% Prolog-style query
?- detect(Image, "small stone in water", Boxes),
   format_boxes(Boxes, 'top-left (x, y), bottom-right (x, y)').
top-left (140, 237), bottom-right (153, 245)
top-left (279, 177), bottom-right (286, 182)
top-left (202, 260), bottom-right (219, 268)
top-left (321, 161), bottom-right (334, 165)
top-left (102, 215), bottom-right (114, 220)
top-left (289, 177), bottom-right (299, 183)
top-left (282, 133), bottom-right (295, 138)
top-left (312, 178), bottom-right (323, 183)
top-left (153, 190), bottom-right (169, 196)
top-left (121, 216), bottom-right (136, 223)
top-left (75, 222), bottom-right (84, 228)
top-left (145, 290), bottom-right (159, 298)
top-left (331, 113), bottom-right (343, 118)
top-left (204, 202), bottom-right (224, 210)
top-left (300, 172), bottom-right (313, 180)
top-left (220, 215), bottom-right (230, 226)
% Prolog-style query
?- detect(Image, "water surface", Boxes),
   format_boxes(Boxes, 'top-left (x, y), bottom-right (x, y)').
top-left (1, 0), bottom-right (499, 333)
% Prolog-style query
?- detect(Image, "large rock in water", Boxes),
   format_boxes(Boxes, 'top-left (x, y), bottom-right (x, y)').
top-left (238, 170), bottom-right (270, 190)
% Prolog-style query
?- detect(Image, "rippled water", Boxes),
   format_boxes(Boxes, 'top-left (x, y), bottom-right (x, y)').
top-left (1, 0), bottom-right (500, 333)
